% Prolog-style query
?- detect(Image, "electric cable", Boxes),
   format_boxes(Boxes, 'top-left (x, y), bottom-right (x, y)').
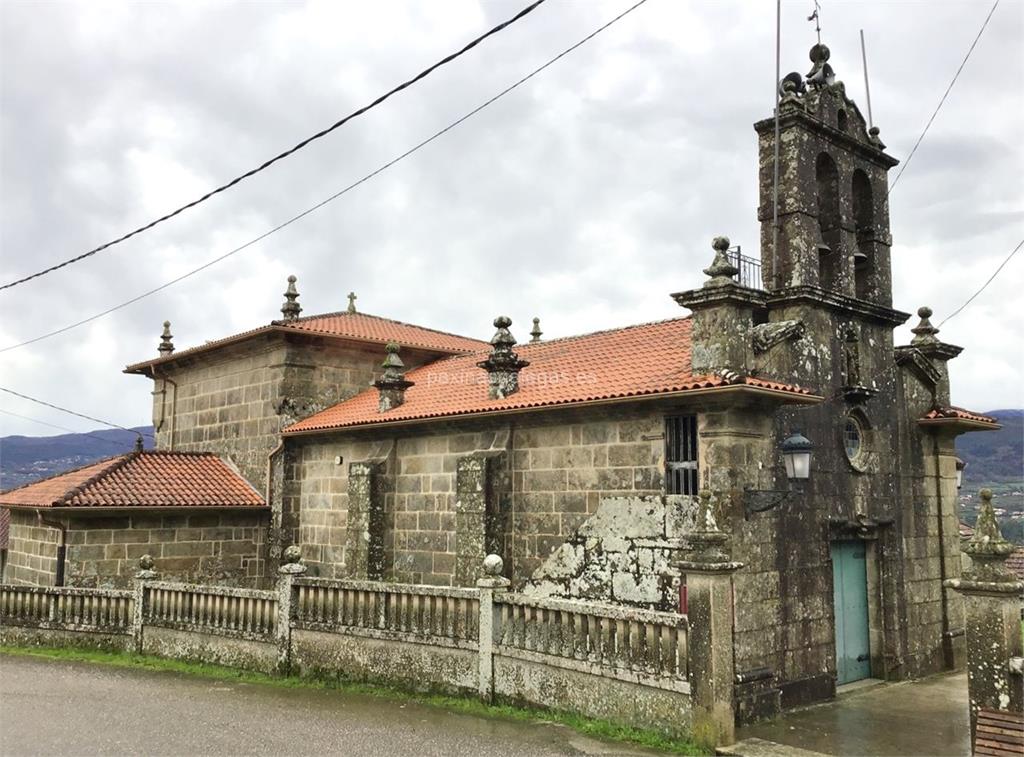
top-left (0, 408), bottom-right (141, 449)
top-left (0, 0), bottom-right (548, 291)
top-left (0, 387), bottom-right (156, 439)
top-left (0, 0), bottom-right (650, 355)
top-left (888, 0), bottom-right (999, 195)
top-left (938, 238), bottom-right (1022, 327)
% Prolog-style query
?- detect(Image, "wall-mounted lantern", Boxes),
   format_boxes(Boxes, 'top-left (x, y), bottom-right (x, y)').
top-left (744, 431), bottom-right (814, 519)
top-left (955, 457), bottom-right (965, 489)
top-left (782, 431), bottom-right (813, 480)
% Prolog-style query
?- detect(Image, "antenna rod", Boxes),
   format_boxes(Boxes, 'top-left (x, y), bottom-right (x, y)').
top-left (860, 29), bottom-right (874, 128)
top-left (771, 0), bottom-right (781, 290)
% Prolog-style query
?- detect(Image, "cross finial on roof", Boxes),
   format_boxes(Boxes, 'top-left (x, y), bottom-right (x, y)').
top-left (530, 317), bottom-right (543, 343)
top-left (158, 321), bottom-right (174, 356)
top-left (281, 275), bottom-right (302, 321)
top-left (347, 291), bottom-right (357, 314)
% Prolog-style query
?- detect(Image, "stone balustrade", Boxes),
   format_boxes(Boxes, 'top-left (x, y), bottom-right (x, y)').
top-left (494, 593), bottom-right (689, 687)
top-left (1, 584), bottom-right (134, 634)
top-left (293, 577), bottom-right (479, 648)
top-left (144, 581), bottom-right (278, 641)
top-left (1, 551), bottom-right (708, 742)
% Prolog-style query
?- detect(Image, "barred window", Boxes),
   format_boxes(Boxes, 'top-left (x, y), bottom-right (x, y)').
top-left (665, 415), bottom-right (698, 495)
top-left (844, 416), bottom-right (863, 464)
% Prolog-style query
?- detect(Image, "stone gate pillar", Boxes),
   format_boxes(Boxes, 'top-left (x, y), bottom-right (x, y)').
top-left (945, 489), bottom-right (1024, 743)
top-left (676, 490), bottom-right (743, 747)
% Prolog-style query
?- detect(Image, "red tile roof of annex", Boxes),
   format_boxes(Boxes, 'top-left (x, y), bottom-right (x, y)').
top-left (285, 317), bottom-right (818, 434)
top-left (920, 407), bottom-right (1000, 426)
top-left (125, 311), bottom-right (488, 373)
top-left (0, 451), bottom-right (266, 509)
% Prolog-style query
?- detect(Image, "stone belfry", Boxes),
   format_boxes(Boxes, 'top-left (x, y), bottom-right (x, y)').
top-left (755, 43), bottom-right (898, 306)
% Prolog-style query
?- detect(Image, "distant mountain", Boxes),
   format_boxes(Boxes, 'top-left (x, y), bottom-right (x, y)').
top-left (0, 427), bottom-right (154, 491)
top-left (957, 409), bottom-right (1023, 484)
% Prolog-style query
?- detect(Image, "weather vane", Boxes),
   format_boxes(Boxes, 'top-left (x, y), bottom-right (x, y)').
top-left (808, 1), bottom-right (822, 44)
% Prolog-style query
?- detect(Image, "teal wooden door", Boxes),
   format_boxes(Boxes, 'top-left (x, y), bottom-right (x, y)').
top-left (831, 541), bottom-right (871, 684)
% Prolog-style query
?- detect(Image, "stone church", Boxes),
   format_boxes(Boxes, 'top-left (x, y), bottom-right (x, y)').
top-left (2, 43), bottom-right (1000, 719)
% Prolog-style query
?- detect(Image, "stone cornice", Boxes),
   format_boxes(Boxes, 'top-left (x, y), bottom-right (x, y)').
top-left (754, 110), bottom-right (899, 169)
top-left (670, 284), bottom-right (767, 311)
top-left (766, 286), bottom-right (910, 326)
top-left (894, 346), bottom-right (941, 388)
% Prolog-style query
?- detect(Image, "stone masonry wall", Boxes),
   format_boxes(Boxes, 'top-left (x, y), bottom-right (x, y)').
top-left (145, 334), bottom-right (441, 492)
top-left (1, 510), bottom-right (267, 588)
top-left (289, 404), bottom-right (673, 587)
top-left (524, 494), bottom-right (699, 611)
top-left (62, 512), bottom-right (268, 588)
top-left (3, 510), bottom-right (61, 586)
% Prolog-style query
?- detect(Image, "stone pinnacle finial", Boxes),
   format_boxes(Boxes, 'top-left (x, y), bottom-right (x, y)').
top-left (281, 275), bottom-right (302, 321)
top-left (477, 316), bottom-right (530, 399)
top-left (530, 317), bottom-right (543, 343)
top-left (135, 553), bottom-right (159, 580)
top-left (703, 236), bottom-right (740, 287)
top-left (134, 435), bottom-right (144, 453)
top-left (347, 291), bottom-right (357, 314)
top-left (158, 321), bottom-right (174, 356)
top-left (910, 306), bottom-right (939, 346)
top-left (962, 488), bottom-right (1017, 585)
top-left (374, 341), bottom-right (413, 412)
top-left (278, 544), bottom-right (308, 575)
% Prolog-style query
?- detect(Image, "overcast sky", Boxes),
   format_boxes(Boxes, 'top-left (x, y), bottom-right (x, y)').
top-left (1, 0), bottom-right (1021, 441)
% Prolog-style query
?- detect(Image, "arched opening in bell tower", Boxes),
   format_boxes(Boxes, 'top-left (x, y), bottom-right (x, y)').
top-left (852, 169), bottom-right (875, 299)
top-left (816, 152), bottom-right (841, 291)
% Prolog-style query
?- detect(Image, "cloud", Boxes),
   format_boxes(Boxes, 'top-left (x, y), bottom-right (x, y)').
top-left (0, 0), bottom-right (1022, 439)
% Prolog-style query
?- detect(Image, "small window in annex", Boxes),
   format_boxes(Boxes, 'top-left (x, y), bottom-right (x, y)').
top-left (665, 415), bottom-right (699, 495)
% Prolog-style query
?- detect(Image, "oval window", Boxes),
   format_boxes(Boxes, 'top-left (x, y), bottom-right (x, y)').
top-left (844, 416), bottom-right (863, 464)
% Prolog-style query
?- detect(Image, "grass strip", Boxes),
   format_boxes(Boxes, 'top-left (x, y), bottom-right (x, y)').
top-left (0, 645), bottom-right (708, 755)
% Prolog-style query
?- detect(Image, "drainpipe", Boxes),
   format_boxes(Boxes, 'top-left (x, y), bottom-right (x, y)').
top-left (37, 511), bottom-right (67, 587)
top-left (147, 367), bottom-right (177, 450)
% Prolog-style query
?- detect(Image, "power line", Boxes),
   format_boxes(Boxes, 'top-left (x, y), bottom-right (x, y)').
top-left (0, 387), bottom-right (155, 439)
top-left (938, 238), bottom-right (1023, 327)
top-left (888, 0), bottom-right (999, 196)
top-left (0, 408), bottom-right (140, 449)
top-left (0, 0), bottom-right (650, 355)
top-left (0, 0), bottom-right (548, 292)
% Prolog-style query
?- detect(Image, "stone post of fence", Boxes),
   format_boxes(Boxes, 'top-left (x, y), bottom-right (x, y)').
top-left (945, 489), bottom-right (1024, 744)
top-left (276, 545), bottom-right (307, 676)
top-left (675, 490), bottom-right (743, 747)
top-left (476, 553), bottom-right (510, 703)
top-left (131, 554), bottom-right (159, 654)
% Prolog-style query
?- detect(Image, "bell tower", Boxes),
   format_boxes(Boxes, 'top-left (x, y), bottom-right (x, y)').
top-left (755, 44), bottom-right (898, 307)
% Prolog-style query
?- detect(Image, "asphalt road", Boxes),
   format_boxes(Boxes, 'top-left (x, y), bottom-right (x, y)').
top-left (0, 655), bottom-right (659, 756)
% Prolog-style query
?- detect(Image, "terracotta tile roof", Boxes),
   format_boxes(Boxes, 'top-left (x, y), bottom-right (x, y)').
top-left (1007, 546), bottom-right (1024, 583)
top-left (959, 521), bottom-right (975, 538)
top-left (0, 452), bottom-right (266, 509)
top-left (285, 317), bottom-right (817, 434)
top-left (921, 407), bottom-right (1000, 425)
top-left (125, 311), bottom-right (487, 373)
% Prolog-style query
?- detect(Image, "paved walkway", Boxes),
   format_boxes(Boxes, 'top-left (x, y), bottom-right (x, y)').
top-left (0, 655), bottom-right (662, 756)
top-left (730, 673), bottom-right (970, 757)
